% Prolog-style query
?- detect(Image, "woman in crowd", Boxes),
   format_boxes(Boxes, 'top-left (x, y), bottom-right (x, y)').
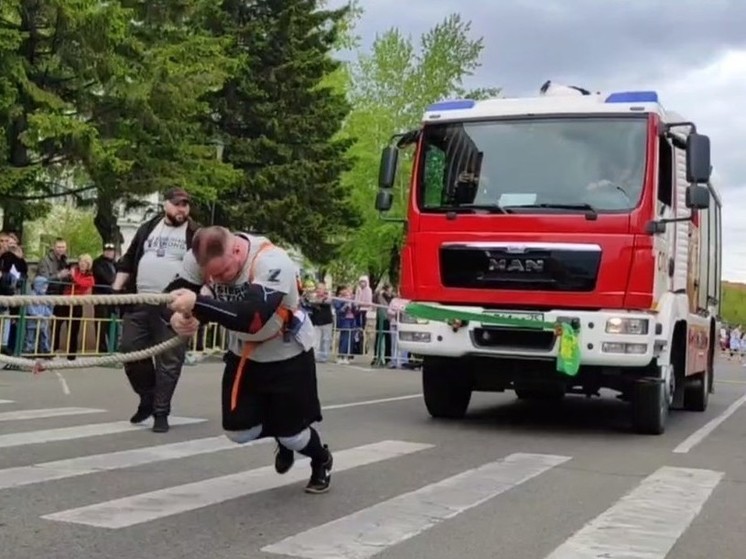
top-left (61, 254), bottom-right (95, 358)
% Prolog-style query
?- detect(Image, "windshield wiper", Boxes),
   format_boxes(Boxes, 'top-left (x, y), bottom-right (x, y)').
top-left (443, 203), bottom-right (510, 214)
top-left (509, 203), bottom-right (598, 220)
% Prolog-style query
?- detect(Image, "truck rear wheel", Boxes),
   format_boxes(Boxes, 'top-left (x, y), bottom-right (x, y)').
top-left (422, 357), bottom-right (472, 419)
top-left (683, 371), bottom-right (709, 412)
top-left (684, 330), bottom-right (711, 412)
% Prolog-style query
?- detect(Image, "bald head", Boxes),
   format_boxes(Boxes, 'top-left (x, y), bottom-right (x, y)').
top-left (191, 226), bottom-right (249, 283)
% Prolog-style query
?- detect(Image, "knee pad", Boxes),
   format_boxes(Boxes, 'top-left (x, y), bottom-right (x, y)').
top-left (224, 424), bottom-right (263, 444)
top-left (277, 428), bottom-right (311, 451)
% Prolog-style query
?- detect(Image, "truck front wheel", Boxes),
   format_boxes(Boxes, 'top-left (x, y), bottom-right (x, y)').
top-left (631, 376), bottom-right (670, 435)
top-left (422, 357), bottom-right (472, 419)
top-left (631, 358), bottom-right (676, 435)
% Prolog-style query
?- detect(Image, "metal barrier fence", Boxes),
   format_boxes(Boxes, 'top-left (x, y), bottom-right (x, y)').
top-left (0, 304), bottom-right (423, 369)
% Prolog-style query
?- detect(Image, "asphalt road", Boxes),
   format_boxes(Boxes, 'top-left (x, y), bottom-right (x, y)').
top-left (2, 354), bottom-right (746, 559)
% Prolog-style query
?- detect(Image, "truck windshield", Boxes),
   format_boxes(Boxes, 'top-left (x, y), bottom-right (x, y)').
top-left (416, 116), bottom-right (648, 213)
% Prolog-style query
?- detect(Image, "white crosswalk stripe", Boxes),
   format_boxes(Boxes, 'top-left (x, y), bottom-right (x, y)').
top-left (0, 399), bottom-right (14, 404)
top-left (543, 466), bottom-right (723, 559)
top-left (262, 452), bottom-right (571, 559)
top-left (0, 407), bottom-right (105, 422)
top-left (0, 400), bottom-right (728, 559)
top-left (0, 436), bottom-right (269, 490)
top-left (42, 440), bottom-right (434, 528)
top-left (0, 416), bottom-right (206, 448)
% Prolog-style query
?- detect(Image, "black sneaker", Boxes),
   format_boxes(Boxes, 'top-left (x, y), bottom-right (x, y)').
top-left (305, 446), bottom-right (333, 494)
top-left (130, 404), bottom-right (153, 424)
top-left (275, 443), bottom-right (295, 474)
top-left (152, 414), bottom-right (169, 433)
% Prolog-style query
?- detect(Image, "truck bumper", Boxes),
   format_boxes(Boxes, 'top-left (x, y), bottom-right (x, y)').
top-left (396, 303), bottom-right (660, 368)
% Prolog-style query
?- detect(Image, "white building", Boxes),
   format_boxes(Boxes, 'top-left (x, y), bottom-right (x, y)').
top-left (116, 191), bottom-right (162, 254)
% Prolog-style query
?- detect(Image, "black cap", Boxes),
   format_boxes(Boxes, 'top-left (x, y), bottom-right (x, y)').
top-left (164, 187), bottom-right (190, 203)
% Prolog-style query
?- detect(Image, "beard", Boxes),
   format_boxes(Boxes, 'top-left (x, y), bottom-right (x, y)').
top-left (165, 211), bottom-right (187, 225)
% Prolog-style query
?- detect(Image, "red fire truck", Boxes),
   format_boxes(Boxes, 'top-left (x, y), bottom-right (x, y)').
top-left (375, 82), bottom-right (722, 435)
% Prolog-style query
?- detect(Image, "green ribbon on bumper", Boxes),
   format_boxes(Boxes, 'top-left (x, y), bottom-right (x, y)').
top-left (555, 321), bottom-right (581, 376)
top-left (402, 302), bottom-right (581, 376)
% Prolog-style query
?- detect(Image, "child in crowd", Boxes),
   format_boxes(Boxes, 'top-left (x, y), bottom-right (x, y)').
top-left (333, 286), bottom-right (357, 364)
top-left (24, 276), bottom-right (53, 354)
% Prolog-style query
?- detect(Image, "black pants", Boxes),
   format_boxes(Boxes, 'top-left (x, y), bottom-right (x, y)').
top-left (374, 318), bottom-right (392, 363)
top-left (93, 303), bottom-right (114, 353)
top-left (119, 304), bottom-right (187, 416)
top-left (65, 306), bottom-right (83, 355)
top-left (222, 349), bottom-right (322, 437)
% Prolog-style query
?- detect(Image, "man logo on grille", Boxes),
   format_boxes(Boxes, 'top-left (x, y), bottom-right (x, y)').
top-left (488, 258), bottom-right (545, 273)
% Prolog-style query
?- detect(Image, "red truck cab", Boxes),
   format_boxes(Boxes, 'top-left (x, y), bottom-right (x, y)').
top-left (375, 83), bottom-right (722, 435)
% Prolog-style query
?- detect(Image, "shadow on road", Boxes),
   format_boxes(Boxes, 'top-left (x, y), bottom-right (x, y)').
top-left (411, 389), bottom-right (687, 438)
top-left (463, 395), bottom-right (634, 436)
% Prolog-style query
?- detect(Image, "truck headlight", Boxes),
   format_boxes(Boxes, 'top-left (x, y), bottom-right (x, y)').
top-left (398, 313), bottom-right (429, 325)
top-left (605, 317), bottom-right (649, 335)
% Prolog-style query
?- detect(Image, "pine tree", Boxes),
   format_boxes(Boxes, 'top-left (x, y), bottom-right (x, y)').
top-left (0, 0), bottom-right (134, 237)
top-left (86, 0), bottom-right (239, 244)
top-left (205, 0), bottom-right (361, 263)
top-left (0, 1), bottom-right (236, 243)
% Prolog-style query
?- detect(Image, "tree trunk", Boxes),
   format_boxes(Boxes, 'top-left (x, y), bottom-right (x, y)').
top-left (94, 193), bottom-right (121, 249)
top-left (5, 112), bottom-right (31, 241)
top-left (388, 243), bottom-right (401, 288)
top-left (2, 203), bottom-right (25, 240)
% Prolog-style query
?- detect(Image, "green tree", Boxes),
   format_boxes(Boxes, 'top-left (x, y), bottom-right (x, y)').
top-left (0, 0), bottom-right (135, 238)
top-left (24, 205), bottom-right (101, 261)
top-left (0, 1), bottom-right (239, 246)
top-left (721, 282), bottom-right (746, 325)
top-left (335, 13), bottom-right (500, 286)
top-left (203, 0), bottom-right (361, 264)
top-left (85, 0), bottom-right (241, 245)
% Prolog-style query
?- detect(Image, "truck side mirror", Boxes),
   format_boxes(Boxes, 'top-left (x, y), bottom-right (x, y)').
top-left (685, 133), bottom-right (711, 184)
top-left (685, 185), bottom-right (710, 210)
top-left (378, 146), bottom-right (398, 189)
top-left (375, 190), bottom-right (393, 212)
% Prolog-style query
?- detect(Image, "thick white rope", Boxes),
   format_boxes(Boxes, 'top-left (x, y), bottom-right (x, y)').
top-left (0, 293), bottom-right (174, 307)
top-left (0, 291), bottom-right (395, 373)
top-left (0, 293), bottom-right (185, 373)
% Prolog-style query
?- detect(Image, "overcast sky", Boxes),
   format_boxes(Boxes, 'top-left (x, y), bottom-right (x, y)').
top-left (333, 0), bottom-right (746, 282)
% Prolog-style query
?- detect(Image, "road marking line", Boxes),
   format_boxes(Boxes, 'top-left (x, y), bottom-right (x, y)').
top-left (0, 399), bottom-right (14, 404)
top-left (543, 466), bottom-right (722, 559)
top-left (262, 452), bottom-right (571, 559)
top-left (715, 379), bottom-right (746, 385)
top-left (0, 407), bottom-right (105, 422)
top-left (0, 436), bottom-right (267, 490)
top-left (323, 395), bottom-right (420, 410)
top-left (0, 417), bottom-right (206, 449)
top-left (42, 440), bottom-right (433, 529)
top-left (0, 396), bottom-right (419, 487)
top-left (338, 364), bottom-right (373, 372)
top-left (673, 392), bottom-right (746, 453)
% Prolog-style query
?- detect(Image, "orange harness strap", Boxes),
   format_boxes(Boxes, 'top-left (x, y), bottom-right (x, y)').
top-left (230, 242), bottom-right (294, 412)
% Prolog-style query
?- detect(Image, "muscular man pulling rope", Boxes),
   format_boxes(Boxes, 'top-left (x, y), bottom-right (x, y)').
top-left (164, 226), bottom-right (333, 494)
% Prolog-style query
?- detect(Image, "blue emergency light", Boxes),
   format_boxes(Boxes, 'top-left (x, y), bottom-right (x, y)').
top-left (426, 99), bottom-right (476, 111)
top-left (605, 91), bottom-right (659, 103)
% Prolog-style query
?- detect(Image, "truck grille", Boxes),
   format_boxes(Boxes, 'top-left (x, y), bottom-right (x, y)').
top-left (439, 243), bottom-right (601, 292)
top-left (471, 327), bottom-right (556, 351)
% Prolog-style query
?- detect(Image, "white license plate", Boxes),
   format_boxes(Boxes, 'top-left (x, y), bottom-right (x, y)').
top-left (482, 310), bottom-right (545, 323)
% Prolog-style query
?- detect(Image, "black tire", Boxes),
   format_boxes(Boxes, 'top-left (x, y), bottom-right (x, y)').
top-left (684, 324), bottom-right (713, 411)
top-left (631, 378), bottom-right (669, 435)
top-left (684, 371), bottom-right (709, 412)
top-left (422, 358), bottom-right (472, 419)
